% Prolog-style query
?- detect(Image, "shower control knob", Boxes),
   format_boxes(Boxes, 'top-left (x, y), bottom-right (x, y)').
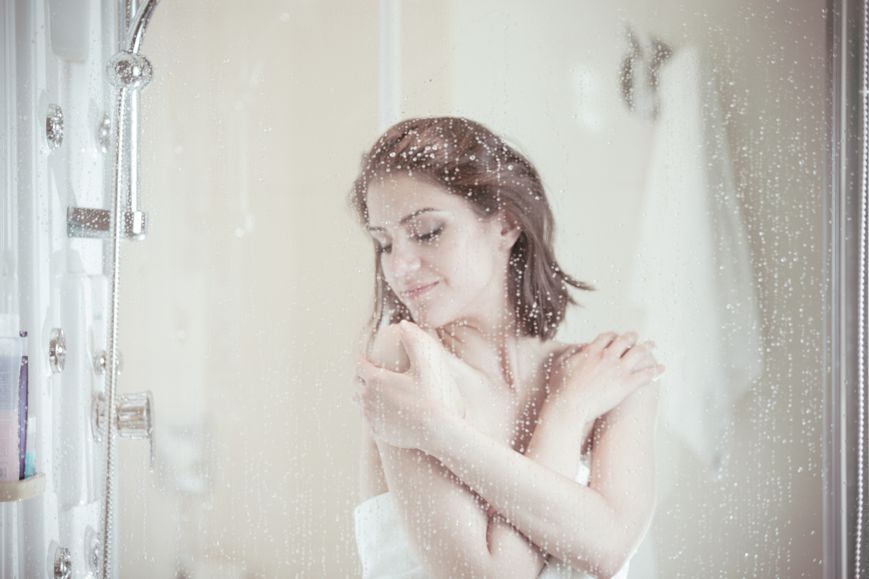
top-left (92, 391), bottom-right (156, 466)
top-left (107, 51), bottom-right (153, 90)
top-left (117, 391), bottom-right (153, 439)
top-left (117, 391), bottom-right (155, 467)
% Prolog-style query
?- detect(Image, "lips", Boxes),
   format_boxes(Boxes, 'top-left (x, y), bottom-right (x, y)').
top-left (402, 281), bottom-right (439, 300)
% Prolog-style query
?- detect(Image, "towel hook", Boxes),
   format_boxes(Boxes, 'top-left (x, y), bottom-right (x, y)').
top-left (619, 24), bottom-right (673, 120)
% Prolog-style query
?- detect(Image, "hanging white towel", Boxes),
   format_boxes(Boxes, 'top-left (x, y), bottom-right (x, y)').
top-left (628, 46), bottom-right (764, 473)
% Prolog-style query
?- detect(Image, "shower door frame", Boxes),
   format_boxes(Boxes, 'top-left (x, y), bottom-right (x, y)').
top-left (826, 0), bottom-right (869, 577)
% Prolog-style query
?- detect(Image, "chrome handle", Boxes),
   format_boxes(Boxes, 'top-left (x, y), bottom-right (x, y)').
top-left (117, 391), bottom-right (155, 468)
top-left (92, 391), bottom-right (155, 467)
top-left (117, 391), bottom-right (152, 438)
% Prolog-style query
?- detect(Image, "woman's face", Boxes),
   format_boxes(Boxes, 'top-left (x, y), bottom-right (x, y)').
top-left (366, 174), bottom-right (518, 329)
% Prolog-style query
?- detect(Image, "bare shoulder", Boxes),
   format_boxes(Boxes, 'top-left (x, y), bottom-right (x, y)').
top-left (367, 323), bottom-right (411, 373)
top-left (543, 338), bottom-right (661, 454)
top-left (540, 338), bottom-right (587, 390)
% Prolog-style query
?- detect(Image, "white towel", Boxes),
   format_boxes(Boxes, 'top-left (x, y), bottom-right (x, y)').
top-left (354, 456), bottom-right (630, 578)
top-left (629, 46), bottom-right (764, 473)
top-left (354, 492), bottom-right (428, 578)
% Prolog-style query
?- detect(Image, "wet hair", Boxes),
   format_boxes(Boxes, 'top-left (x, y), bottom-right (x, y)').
top-left (347, 116), bottom-right (593, 350)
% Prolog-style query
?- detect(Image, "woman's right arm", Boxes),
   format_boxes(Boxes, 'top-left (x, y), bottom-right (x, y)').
top-left (359, 423), bottom-right (388, 501)
top-left (359, 324), bottom-right (548, 579)
top-left (359, 396), bottom-right (548, 577)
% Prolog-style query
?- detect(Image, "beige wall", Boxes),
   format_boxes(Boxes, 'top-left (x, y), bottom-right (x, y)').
top-left (118, 1), bottom-right (825, 576)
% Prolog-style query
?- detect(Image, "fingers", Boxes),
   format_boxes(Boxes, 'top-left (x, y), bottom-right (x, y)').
top-left (356, 356), bottom-right (395, 383)
top-left (589, 332), bottom-right (618, 352)
top-left (607, 331), bottom-right (639, 358)
top-left (621, 340), bottom-right (657, 369)
top-left (552, 343), bottom-right (585, 368)
top-left (627, 362), bottom-right (666, 389)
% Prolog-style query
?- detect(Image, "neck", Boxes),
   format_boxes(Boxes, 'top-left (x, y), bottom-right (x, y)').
top-left (437, 316), bottom-right (536, 389)
top-left (436, 267), bottom-right (519, 353)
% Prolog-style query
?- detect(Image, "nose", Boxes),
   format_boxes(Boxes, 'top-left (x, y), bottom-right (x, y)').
top-left (386, 239), bottom-right (421, 280)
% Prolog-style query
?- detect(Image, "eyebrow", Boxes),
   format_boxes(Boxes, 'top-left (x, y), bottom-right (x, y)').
top-left (366, 208), bottom-right (441, 232)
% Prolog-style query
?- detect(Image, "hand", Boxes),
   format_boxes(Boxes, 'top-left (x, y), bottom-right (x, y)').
top-left (353, 321), bottom-right (466, 450)
top-left (544, 331), bottom-right (665, 422)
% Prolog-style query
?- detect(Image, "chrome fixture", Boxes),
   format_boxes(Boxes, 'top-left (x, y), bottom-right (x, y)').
top-left (91, 393), bottom-right (105, 444)
top-left (106, 51), bottom-right (152, 90)
top-left (93, 349), bottom-right (123, 375)
top-left (115, 391), bottom-right (153, 439)
top-left (67, 207), bottom-right (147, 240)
top-left (48, 328), bottom-right (66, 374)
top-left (53, 545), bottom-right (71, 579)
top-left (92, 391), bottom-right (155, 464)
top-left (97, 113), bottom-right (111, 154)
top-left (99, 2), bottom-right (162, 578)
top-left (45, 104), bottom-right (64, 150)
top-left (68, 0), bottom-right (159, 241)
top-left (85, 526), bottom-right (101, 576)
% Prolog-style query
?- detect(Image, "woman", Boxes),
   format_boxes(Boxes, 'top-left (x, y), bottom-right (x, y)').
top-left (349, 117), bottom-right (665, 578)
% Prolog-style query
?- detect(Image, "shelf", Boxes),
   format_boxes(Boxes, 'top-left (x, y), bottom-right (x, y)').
top-left (0, 474), bottom-right (45, 502)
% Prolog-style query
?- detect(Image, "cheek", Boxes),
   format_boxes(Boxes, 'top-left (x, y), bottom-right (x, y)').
top-left (379, 255), bottom-right (391, 277)
top-left (442, 255), bottom-right (488, 297)
top-left (456, 236), bottom-right (500, 275)
top-left (380, 260), bottom-right (399, 292)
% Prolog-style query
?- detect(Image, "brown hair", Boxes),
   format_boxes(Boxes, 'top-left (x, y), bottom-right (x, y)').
top-left (348, 117), bottom-right (593, 350)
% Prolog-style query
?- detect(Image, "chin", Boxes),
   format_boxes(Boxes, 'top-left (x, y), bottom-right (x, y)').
top-left (408, 310), bottom-right (438, 329)
top-left (407, 303), bottom-right (450, 330)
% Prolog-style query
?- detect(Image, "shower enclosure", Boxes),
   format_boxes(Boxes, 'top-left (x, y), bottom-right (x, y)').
top-left (1, 1), bottom-right (157, 577)
top-left (0, 0), bottom-right (866, 577)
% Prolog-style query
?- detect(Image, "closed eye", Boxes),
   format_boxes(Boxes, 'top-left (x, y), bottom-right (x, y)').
top-left (376, 226), bottom-right (444, 254)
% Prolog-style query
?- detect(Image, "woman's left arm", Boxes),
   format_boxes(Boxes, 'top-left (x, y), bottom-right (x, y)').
top-left (423, 382), bottom-right (661, 578)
